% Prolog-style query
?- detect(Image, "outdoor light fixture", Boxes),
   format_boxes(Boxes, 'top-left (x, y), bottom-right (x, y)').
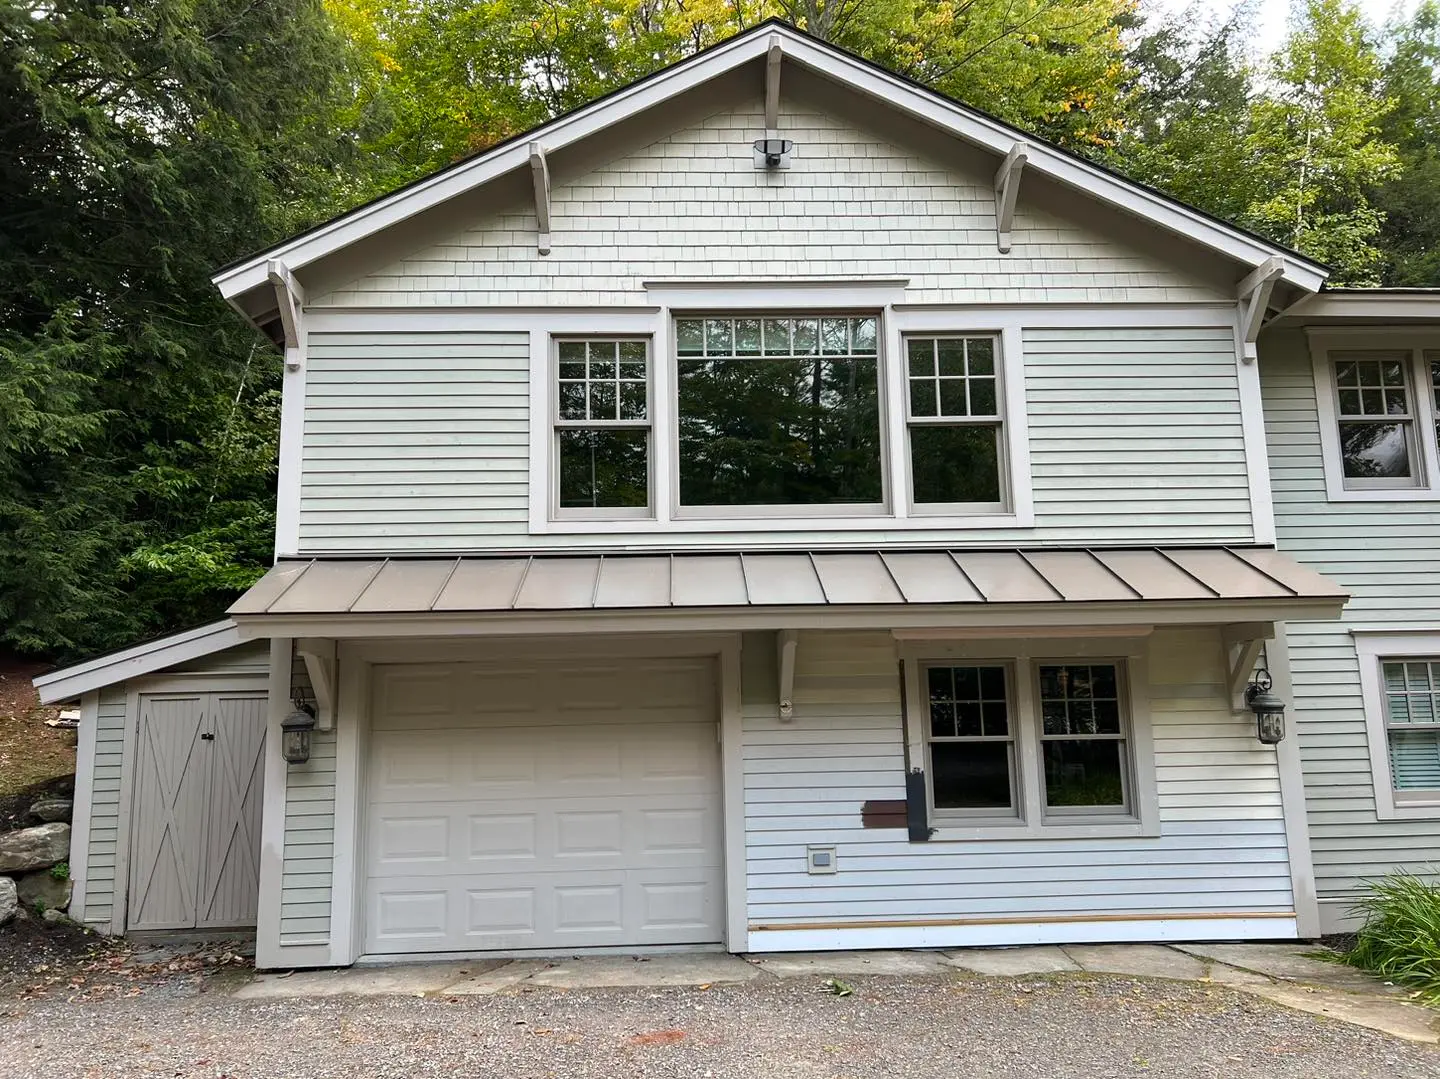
top-left (753, 137), bottom-right (793, 167)
top-left (1245, 666), bottom-right (1287, 745)
top-left (281, 701), bottom-right (317, 764)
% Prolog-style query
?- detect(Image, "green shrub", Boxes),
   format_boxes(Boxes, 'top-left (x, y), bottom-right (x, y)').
top-left (49, 861), bottom-right (69, 882)
top-left (1345, 872), bottom-right (1440, 1003)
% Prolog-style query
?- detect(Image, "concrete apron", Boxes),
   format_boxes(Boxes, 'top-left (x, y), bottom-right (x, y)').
top-left (231, 943), bottom-right (1440, 1046)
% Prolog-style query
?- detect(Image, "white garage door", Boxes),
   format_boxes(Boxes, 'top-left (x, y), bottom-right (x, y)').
top-left (364, 657), bottom-right (723, 954)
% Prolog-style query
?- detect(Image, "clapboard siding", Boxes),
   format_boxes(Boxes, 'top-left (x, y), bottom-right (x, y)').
top-left (297, 325), bottom-right (1252, 552)
top-left (1261, 327), bottom-right (1440, 900)
top-left (80, 686), bottom-right (128, 927)
top-left (741, 629), bottom-right (1294, 930)
top-left (280, 657), bottom-right (335, 944)
top-left (315, 91), bottom-right (1226, 309)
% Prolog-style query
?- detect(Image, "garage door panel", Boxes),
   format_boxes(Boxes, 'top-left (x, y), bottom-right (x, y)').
top-left (365, 658), bottom-right (723, 955)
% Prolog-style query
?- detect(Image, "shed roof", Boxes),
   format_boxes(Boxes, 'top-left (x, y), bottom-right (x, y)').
top-left (228, 547), bottom-right (1345, 636)
top-left (32, 620), bottom-right (245, 705)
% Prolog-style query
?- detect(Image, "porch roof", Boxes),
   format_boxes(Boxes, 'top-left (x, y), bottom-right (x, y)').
top-left (228, 547), bottom-right (1346, 637)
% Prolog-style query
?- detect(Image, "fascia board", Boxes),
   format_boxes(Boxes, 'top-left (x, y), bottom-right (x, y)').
top-left (213, 24), bottom-right (1327, 302)
top-left (33, 621), bottom-right (242, 704)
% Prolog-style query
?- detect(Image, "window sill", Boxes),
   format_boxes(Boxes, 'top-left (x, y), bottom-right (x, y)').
top-left (928, 819), bottom-right (1154, 843)
top-left (536, 511), bottom-right (1034, 534)
top-left (1377, 799), bottom-right (1440, 821)
top-left (1324, 484), bottom-right (1440, 503)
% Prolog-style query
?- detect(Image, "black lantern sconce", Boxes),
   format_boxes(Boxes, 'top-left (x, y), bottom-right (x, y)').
top-left (1244, 666), bottom-right (1287, 745)
top-left (281, 700), bottom-right (317, 764)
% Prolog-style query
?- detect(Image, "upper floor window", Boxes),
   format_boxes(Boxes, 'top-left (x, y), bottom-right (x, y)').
top-left (905, 335), bottom-right (1005, 510)
top-left (675, 316), bottom-right (882, 515)
top-left (1313, 335), bottom-right (1440, 500)
top-left (554, 338), bottom-right (651, 518)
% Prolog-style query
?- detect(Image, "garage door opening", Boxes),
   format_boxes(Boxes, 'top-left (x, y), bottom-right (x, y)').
top-left (363, 657), bottom-right (724, 955)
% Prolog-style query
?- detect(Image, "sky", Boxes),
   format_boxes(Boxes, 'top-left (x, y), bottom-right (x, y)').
top-left (1145, 0), bottom-right (1424, 55)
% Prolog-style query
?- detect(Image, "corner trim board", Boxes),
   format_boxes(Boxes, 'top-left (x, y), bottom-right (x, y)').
top-left (69, 691), bottom-right (100, 926)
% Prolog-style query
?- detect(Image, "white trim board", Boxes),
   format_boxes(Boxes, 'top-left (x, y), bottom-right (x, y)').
top-left (68, 691), bottom-right (100, 928)
top-left (33, 621), bottom-right (242, 704)
top-left (1353, 632), bottom-right (1440, 821)
top-left (212, 22), bottom-right (1325, 309)
top-left (745, 916), bottom-right (1299, 952)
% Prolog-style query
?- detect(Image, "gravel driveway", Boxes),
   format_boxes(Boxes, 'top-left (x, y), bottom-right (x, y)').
top-left (3, 973), bottom-right (1437, 1078)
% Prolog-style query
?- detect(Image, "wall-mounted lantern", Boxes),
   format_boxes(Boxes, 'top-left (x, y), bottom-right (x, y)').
top-left (281, 701), bottom-right (317, 764)
top-left (1244, 667), bottom-right (1287, 745)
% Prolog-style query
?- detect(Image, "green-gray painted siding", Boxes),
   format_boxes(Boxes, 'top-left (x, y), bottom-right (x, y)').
top-left (280, 658), bottom-right (335, 945)
top-left (81, 686), bottom-right (127, 927)
top-left (298, 325), bottom-right (1252, 552)
top-left (1262, 326), bottom-right (1440, 900)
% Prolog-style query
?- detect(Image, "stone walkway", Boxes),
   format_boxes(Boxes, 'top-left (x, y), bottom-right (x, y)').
top-left (234, 942), bottom-right (1440, 1045)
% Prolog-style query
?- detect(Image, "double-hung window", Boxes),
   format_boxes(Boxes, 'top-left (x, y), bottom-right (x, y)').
top-left (904, 335), bottom-right (1005, 509)
top-left (554, 338), bottom-right (651, 517)
top-left (916, 655), bottom-right (1143, 832)
top-left (1313, 336), bottom-right (1440, 498)
top-left (1355, 635), bottom-right (1440, 819)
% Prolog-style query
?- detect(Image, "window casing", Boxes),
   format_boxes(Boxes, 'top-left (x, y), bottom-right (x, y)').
top-left (553, 338), bottom-right (652, 519)
top-left (915, 655), bottom-right (1143, 834)
top-left (1312, 333), bottom-right (1440, 500)
top-left (904, 335), bottom-right (1006, 512)
top-left (1355, 634), bottom-right (1440, 820)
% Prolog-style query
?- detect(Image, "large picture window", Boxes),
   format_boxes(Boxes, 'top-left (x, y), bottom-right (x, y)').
top-left (675, 315), bottom-right (883, 512)
top-left (904, 335), bottom-right (1004, 508)
top-left (554, 338), bottom-right (651, 516)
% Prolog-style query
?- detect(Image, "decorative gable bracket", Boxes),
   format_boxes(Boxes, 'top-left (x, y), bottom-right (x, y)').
top-left (266, 259), bottom-right (306, 371)
top-left (1236, 256), bottom-right (1285, 364)
top-left (994, 142), bottom-right (1028, 254)
top-left (529, 143), bottom-right (551, 256)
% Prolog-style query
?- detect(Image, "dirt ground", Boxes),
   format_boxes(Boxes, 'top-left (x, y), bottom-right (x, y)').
top-left (0, 653), bottom-right (75, 827)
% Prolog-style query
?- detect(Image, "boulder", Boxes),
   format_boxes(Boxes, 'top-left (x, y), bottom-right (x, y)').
top-left (41, 907), bottom-right (68, 925)
top-left (0, 823), bottom-right (71, 874)
top-left (17, 870), bottom-right (71, 913)
top-left (28, 799), bottom-right (73, 824)
top-left (0, 877), bottom-right (15, 926)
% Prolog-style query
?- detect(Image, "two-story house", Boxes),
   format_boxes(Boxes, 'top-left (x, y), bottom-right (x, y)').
top-left (35, 22), bottom-right (1361, 971)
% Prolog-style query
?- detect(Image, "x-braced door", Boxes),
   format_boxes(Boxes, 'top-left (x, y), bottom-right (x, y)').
top-left (127, 691), bottom-right (266, 931)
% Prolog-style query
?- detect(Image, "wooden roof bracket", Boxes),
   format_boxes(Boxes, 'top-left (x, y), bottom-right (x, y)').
top-left (764, 34), bottom-right (782, 137)
top-left (266, 259), bottom-right (306, 370)
top-left (529, 143), bottom-right (551, 256)
top-left (296, 637), bottom-right (336, 731)
top-left (994, 142), bottom-right (1029, 254)
top-left (778, 629), bottom-right (798, 722)
top-left (1223, 621), bottom-right (1276, 714)
top-left (1237, 256), bottom-right (1286, 364)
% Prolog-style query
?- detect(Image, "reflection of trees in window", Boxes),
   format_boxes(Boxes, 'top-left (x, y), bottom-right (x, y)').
top-left (555, 339), bottom-right (650, 511)
top-left (1333, 353), bottom-right (1415, 481)
top-left (905, 336), bottom-right (1004, 506)
top-left (676, 316), bottom-right (882, 507)
top-left (1037, 663), bottom-right (1128, 810)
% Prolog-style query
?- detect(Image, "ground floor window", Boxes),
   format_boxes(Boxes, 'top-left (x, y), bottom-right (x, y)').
top-left (1355, 635), bottom-right (1440, 820)
top-left (917, 655), bottom-right (1137, 828)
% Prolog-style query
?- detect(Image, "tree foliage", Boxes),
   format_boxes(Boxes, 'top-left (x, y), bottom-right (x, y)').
top-left (5, 0), bottom-right (1440, 658)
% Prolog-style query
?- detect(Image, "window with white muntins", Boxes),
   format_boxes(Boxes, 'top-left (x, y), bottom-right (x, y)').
top-left (542, 310), bottom-right (1028, 529)
top-left (1311, 332), bottom-right (1440, 500)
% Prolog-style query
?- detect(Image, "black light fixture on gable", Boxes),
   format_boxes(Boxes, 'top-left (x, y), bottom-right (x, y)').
top-left (753, 137), bottom-right (793, 167)
top-left (1245, 665), bottom-right (1287, 745)
top-left (281, 700), bottom-right (317, 764)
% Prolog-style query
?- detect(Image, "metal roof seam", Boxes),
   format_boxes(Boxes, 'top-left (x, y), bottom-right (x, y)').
top-left (426, 557), bottom-right (463, 612)
top-left (508, 556), bottom-right (535, 610)
top-left (1082, 547), bottom-right (1145, 601)
top-left (1222, 546), bottom-right (1301, 598)
top-left (1015, 550), bottom-right (1067, 601)
top-left (263, 559), bottom-right (316, 614)
top-left (1151, 546), bottom-right (1222, 598)
top-left (737, 552), bottom-right (754, 606)
top-left (591, 554), bottom-right (606, 609)
top-left (944, 550), bottom-right (987, 602)
top-left (874, 551), bottom-right (910, 603)
top-left (806, 551), bottom-right (831, 604)
top-left (346, 558), bottom-right (391, 613)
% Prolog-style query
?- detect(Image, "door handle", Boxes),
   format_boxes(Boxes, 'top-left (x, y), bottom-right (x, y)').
top-left (201, 732), bottom-right (215, 741)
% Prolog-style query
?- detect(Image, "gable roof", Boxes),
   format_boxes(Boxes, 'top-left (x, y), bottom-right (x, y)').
top-left (214, 18), bottom-right (1328, 318)
top-left (32, 620), bottom-right (247, 704)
